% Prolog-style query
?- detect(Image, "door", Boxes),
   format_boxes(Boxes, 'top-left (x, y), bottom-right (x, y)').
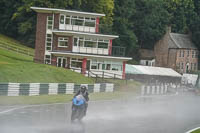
top-left (72, 37), bottom-right (79, 53)
top-left (87, 60), bottom-right (90, 70)
top-left (57, 57), bottom-right (67, 68)
top-left (186, 63), bottom-right (189, 73)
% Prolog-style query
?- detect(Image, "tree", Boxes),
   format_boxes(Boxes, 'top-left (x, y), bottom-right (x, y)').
top-left (188, 0), bottom-right (200, 50)
top-left (112, 0), bottom-right (138, 61)
top-left (133, 0), bottom-right (170, 49)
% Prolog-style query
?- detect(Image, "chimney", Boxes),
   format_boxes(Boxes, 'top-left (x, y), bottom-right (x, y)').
top-left (167, 26), bottom-right (171, 33)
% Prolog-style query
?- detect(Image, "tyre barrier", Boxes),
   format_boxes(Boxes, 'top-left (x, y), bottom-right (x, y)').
top-left (141, 83), bottom-right (180, 96)
top-left (0, 83), bottom-right (114, 96)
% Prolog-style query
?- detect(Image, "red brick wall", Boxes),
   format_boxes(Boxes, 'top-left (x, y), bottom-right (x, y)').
top-left (51, 55), bottom-right (57, 66)
top-left (176, 49), bottom-right (198, 73)
top-left (34, 13), bottom-right (53, 63)
top-left (52, 35), bottom-right (73, 51)
top-left (168, 49), bottom-right (177, 70)
top-left (54, 13), bottom-right (60, 30)
top-left (154, 30), bottom-right (170, 67)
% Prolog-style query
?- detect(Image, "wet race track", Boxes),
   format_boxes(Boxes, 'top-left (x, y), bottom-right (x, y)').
top-left (0, 92), bottom-right (200, 133)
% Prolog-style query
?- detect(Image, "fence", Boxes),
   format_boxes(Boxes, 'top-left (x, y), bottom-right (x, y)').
top-left (0, 83), bottom-right (114, 96)
top-left (70, 68), bottom-right (123, 81)
top-left (0, 42), bottom-right (34, 57)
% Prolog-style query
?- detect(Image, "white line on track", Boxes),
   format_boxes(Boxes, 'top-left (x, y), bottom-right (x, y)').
top-left (186, 127), bottom-right (200, 133)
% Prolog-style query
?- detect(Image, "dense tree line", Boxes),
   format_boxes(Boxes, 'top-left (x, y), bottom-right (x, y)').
top-left (0, 0), bottom-right (199, 63)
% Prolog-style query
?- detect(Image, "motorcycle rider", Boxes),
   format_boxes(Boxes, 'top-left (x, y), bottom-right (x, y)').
top-left (74, 85), bottom-right (89, 115)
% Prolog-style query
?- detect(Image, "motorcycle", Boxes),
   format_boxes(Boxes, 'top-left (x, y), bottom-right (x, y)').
top-left (71, 95), bottom-right (86, 122)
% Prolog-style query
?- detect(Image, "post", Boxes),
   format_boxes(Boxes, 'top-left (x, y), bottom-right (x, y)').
top-left (102, 71), bottom-right (104, 80)
top-left (82, 58), bottom-right (87, 75)
top-left (122, 61), bottom-right (126, 79)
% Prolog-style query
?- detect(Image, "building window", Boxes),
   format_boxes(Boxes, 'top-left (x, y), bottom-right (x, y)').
top-left (84, 41), bottom-right (97, 48)
top-left (192, 51), bottom-right (195, 58)
top-left (58, 37), bottom-right (68, 47)
top-left (182, 51), bottom-right (184, 57)
top-left (71, 58), bottom-right (82, 68)
top-left (111, 62), bottom-right (123, 71)
top-left (71, 16), bottom-right (84, 26)
top-left (91, 60), bottom-right (98, 69)
top-left (98, 39), bottom-right (109, 48)
top-left (46, 34), bottom-right (52, 51)
top-left (85, 17), bottom-right (95, 27)
top-left (65, 15), bottom-right (70, 24)
top-left (181, 62), bottom-right (184, 69)
top-left (60, 15), bottom-right (96, 27)
top-left (179, 50), bottom-right (185, 57)
top-left (187, 50), bottom-right (190, 57)
top-left (73, 37), bottom-right (109, 49)
top-left (60, 15), bottom-right (64, 24)
top-left (91, 60), bottom-right (122, 71)
top-left (45, 55), bottom-right (51, 64)
top-left (47, 16), bottom-right (53, 30)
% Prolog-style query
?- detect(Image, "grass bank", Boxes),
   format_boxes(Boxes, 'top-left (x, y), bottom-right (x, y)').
top-left (0, 49), bottom-right (94, 83)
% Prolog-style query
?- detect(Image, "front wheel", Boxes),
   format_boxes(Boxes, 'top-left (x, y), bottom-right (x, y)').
top-left (71, 106), bottom-right (77, 122)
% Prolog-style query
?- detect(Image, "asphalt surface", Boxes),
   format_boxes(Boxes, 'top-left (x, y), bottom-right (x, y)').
top-left (0, 92), bottom-right (200, 133)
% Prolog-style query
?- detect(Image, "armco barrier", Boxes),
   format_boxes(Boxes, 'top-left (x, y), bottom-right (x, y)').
top-left (0, 83), bottom-right (114, 96)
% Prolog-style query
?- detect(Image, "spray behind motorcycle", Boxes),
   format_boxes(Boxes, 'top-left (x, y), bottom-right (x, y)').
top-left (71, 95), bottom-right (86, 122)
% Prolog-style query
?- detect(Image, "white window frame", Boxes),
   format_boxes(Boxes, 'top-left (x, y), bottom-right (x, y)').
top-left (57, 57), bottom-right (67, 67)
top-left (90, 60), bottom-right (123, 71)
top-left (187, 50), bottom-right (190, 57)
top-left (44, 54), bottom-right (51, 64)
top-left (60, 14), bottom-right (65, 24)
top-left (70, 58), bottom-right (83, 69)
top-left (181, 62), bottom-right (184, 69)
top-left (58, 37), bottom-right (68, 48)
top-left (59, 14), bottom-right (96, 28)
top-left (73, 36), bottom-right (109, 48)
top-left (47, 16), bottom-right (54, 30)
top-left (192, 51), bottom-right (195, 58)
top-left (45, 34), bottom-right (53, 51)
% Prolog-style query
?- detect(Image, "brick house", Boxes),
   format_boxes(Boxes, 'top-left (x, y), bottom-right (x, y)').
top-left (31, 7), bottom-right (131, 79)
top-left (154, 27), bottom-right (198, 74)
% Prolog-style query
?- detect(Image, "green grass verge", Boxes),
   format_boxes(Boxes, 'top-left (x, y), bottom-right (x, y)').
top-left (191, 129), bottom-right (200, 133)
top-left (0, 48), bottom-right (94, 83)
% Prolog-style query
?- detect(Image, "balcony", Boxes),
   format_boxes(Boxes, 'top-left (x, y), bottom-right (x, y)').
top-left (59, 22), bottom-right (113, 34)
top-left (59, 24), bottom-right (96, 33)
top-left (72, 46), bottom-right (126, 57)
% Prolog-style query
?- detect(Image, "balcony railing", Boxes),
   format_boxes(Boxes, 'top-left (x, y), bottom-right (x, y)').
top-left (72, 46), bottom-right (125, 57)
top-left (59, 22), bottom-right (113, 34)
top-left (112, 46), bottom-right (126, 57)
top-left (59, 24), bottom-right (96, 33)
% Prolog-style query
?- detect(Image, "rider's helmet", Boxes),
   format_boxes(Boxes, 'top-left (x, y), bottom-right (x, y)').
top-left (80, 86), bottom-right (87, 93)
